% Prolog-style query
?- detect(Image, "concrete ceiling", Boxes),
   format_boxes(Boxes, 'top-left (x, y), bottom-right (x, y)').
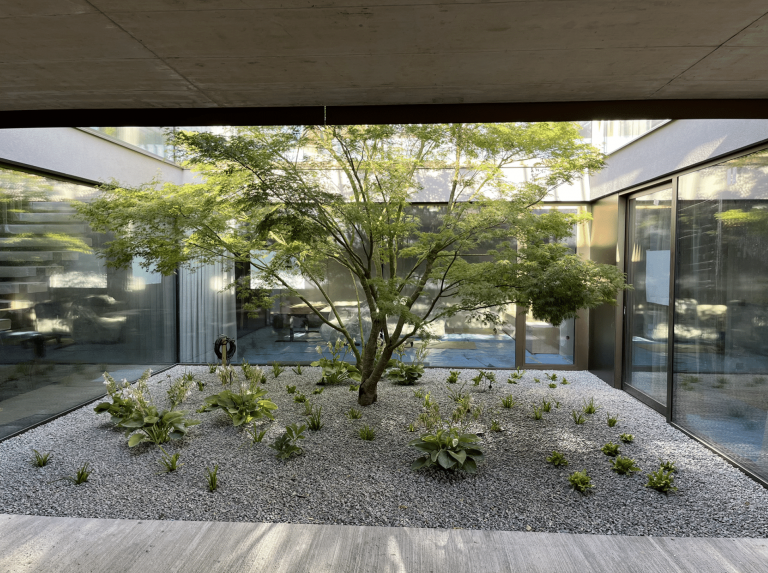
top-left (1, 1), bottom-right (768, 117)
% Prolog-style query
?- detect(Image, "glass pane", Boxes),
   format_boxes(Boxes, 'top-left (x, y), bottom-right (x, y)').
top-left (0, 168), bottom-right (176, 440)
top-left (624, 187), bottom-right (673, 405)
top-left (673, 151), bottom-right (768, 479)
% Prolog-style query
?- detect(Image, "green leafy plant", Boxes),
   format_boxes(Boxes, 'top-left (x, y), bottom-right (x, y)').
top-left (293, 392), bottom-right (308, 403)
top-left (32, 450), bottom-right (50, 467)
top-left (506, 376), bottom-right (518, 385)
top-left (270, 423), bottom-right (306, 460)
top-left (206, 465), bottom-right (219, 491)
top-left (349, 384), bottom-right (360, 392)
top-left (447, 370), bottom-right (460, 384)
top-left (422, 392), bottom-right (434, 409)
top-left (646, 467), bottom-right (677, 494)
top-left (272, 362), bottom-right (285, 378)
top-left (547, 373), bottom-right (558, 381)
top-left (532, 406), bottom-right (543, 420)
top-left (68, 463), bottom-right (92, 485)
top-left (447, 383), bottom-right (469, 403)
top-left (202, 384), bottom-right (278, 427)
top-left (124, 407), bottom-right (201, 447)
top-left (347, 408), bottom-right (362, 420)
top-left (548, 383), bottom-right (557, 389)
top-left (533, 377), bottom-right (541, 384)
top-left (241, 362), bottom-right (266, 385)
top-left (94, 370), bottom-right (152, 426)
top-left (715, 376), bottom-right (728, 388)
top-left (619, 433), bottom-right (634, 443)
top-left (158, 447), bottom-right (182, 473)
top-left (541, 399), bottom-right (552, 413)
top-left (246, 423), bottom-right (268, 444)
top-left (302, 400), bottom-right (313, 416)
top-left (312, 340), bottom-right (362, 385)
top-left (471, 404), bottom-right (483, 421)
top-left (413, 389), bottom-right (425, 399)
top-left (307, 406), bottom-right (324, 431)
top-left (419, 404), bottom-right (443, 431)
top-left (409, 427), bottom-right (484, 473)
top-left (508, 368), bottom-right (524, 383)
top-left (471, 370), bottom-right (495, 390)
top-left (501, 395), bottom-right (515, 408)
top-left (582, 397), bottom-right (599, 415)
top-left (571, 410), bottom-right (586, 425)
top-left (207, 363), bottom-right (217, 374)
top-left (568, 470), bottom-right (594, 494)
top-left (217, 365), bottom-right (235, 386)
top-left (546, 450), bottom-right (568, 467)
top-left (286, 385), bottom-right (297, 394)
top-left (555, 400), bottom-right (561, 409)
top-left (490, 419), bottom-right (502, 432)
top-left (312, 387), bottom-right (324, 395)
top-left (196, 379), bottom-right (206, 392)
top-left (601, 442), bottom-right (621, 457)
top-left (610, 456), bottom-right (640, 475)
top-left (659, 459), bottom-right (677, 473)
top-left (607, 414), bottom-right (618, 427)
top-left (388, 363), bottom-right (425, 386)
top-left (407, 422), bottom-right (418, 432)
top-left (561, 378), bottom-right (569, 385)
top-left (291, 365), bottom-right (303, 375)
top-left (167, 375), bottom-right (193, 409)
top-left (358, 425), bottom-right (376, 441)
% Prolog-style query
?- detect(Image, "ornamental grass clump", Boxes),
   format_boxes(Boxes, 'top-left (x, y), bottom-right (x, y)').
top-left (217, 365), bottom-right (235, 386)
top-left (32, 449), bottom-right (50, 467)
top-left (158, 447), bottom-right (182, 473)
top-left (501, 395), bottom-right (515, 408)
top-left (409, 427), bottom-right (484, 474)
top-left (271, 362), bottom-right (285, 378)
top-left (206, 465), bottom-right (219, 491)
top-left (347, 408), bottom-right (362, 420)
top-left (359, 425), bottom-right (376, 441)
top-left (167, 375), bottom-right (193, 409)
top-left (201, 383), bottom-right (277, 427)
top-left (307, 406), bottom-right (324, 431)
top-left (447, 370), bottom-right (460, 384)
top-left (571, 410), bottom-right (586, 425)
top-left (607, 414), bottom-right (618, 427)
top-left (582, 397), bottom-right (599, 415)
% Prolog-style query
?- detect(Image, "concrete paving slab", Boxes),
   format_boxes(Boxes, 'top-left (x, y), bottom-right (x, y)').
top-left (1, 514), bottom-right (767, 573)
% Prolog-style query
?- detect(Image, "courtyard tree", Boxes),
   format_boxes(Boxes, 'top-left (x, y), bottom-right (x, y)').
top-left (75, 123), bottom-right (627, 406)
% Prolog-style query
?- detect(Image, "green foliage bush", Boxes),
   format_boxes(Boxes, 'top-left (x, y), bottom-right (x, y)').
top-left (568, 470), bottom-right (594, 494)
top-left (646, 467), bottom-right (677, 494)
top-left (270, 423), bottom-right (306, 460)
top-left (447, 370), bottom-right (460, 384)
top-left (607, 414), bottom-right (618, 427)
top-left (601, 442), bottom-right (620, 457)
top-left (610, 456), bottom-right (640, 475)
top-left (312, 340), bottom-right (362, 385)
top-left (409, 428), bottom-right (484, 473)
top-left (546, 450), bottom-right (568, 467)
top-left (201, 386), bottom-right (277, 427)
top-left (619, 433), bottom-right (634, 443)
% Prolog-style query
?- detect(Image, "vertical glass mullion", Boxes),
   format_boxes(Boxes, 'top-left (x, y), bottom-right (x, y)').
top-left (666, 177), bottom-right (679, 423)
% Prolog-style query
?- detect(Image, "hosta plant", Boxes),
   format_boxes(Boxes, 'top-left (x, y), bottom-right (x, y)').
top-left (387, 363), bottom-right (425, 386)
top-left (217, 365), bottom-right (236, 386)
top-left (646, 467), bottom-right (677, 494)
top-left (123, 407), bottom-right (200, 447)
top-left (201, 385), bottom-right (277, 427)
top-left (94, 369), bottom-right (152, 426)
top-left (610, 456), bottom-right (640, 475)
top-left (167, 375), bottom-right (193, 409)
top-left (312, 340), bottom-right (363, 385)
top-left (568, 470), bottom-right (594, 494)
top-left (546, 450), bottom-right (568, 467)
top-left (409, 428), bottom-right (484, 474)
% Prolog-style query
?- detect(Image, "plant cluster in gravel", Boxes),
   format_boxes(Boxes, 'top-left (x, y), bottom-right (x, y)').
top-left (1, 366), bottom-right (768, 537)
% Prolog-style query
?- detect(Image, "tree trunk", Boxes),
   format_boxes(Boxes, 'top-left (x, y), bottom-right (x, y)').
top-left (358, 344), bottom-right (393, 406)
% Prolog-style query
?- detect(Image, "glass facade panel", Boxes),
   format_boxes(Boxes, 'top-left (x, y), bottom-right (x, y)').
top-left (0, 167), bottom-right (177, 440)
top-left (673, 151), bottom-right (768, 478)
top-left (524, 207), bottom-right (580, 366)
top-left (623, 187), bottom-right (673, 405)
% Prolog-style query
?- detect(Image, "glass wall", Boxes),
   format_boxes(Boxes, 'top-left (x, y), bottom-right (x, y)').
top-left (0, 167), bottom-right (177, 440)
top-left (672, 150), bottom-right (768, 478)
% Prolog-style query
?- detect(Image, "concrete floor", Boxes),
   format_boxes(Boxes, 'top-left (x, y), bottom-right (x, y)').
top-left (1, 514), bottom-right (766, 573)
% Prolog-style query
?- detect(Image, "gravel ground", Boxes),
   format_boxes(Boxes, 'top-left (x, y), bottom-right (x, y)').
top-left (1, 365), bottom-right (767, 537)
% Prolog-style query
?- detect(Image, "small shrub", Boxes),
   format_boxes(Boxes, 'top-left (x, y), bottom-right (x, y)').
top-left (541, 399), bottom-right (552, 413)
top-left (409, 427), bottom-right (484, 473)
top-left (272, 362), bottom-right (285, 378)
top-left (490, 419), bottom-right (502, 432)
top-left (269, 423), bottom-right (306, 460)
top-left (611, 456), bottom-right (640, 475)
top-left (571, 410), bottom-right (586, 425)
top-left (359, 425), bottom-right (376, 441)
top-left (646, 467), bottom-right (677, 494)
top-left (447, 370), bottom-right (460, 384)
top-left (548, 383), bottom-right (557, 389)
top-left (207, 363), bottom-right (217, 374)
top-left (307, 406), bottom-right (324, 431)
top-left (619, 433), bottom-right (634, 443)
top-left (32, 450), bottom-right (50, 467)
top-left (659, 459), bottom-right (677, 473)
top-left (206, 465), bottom-right (219, 491)
top-left (312, 387), bottom-right (324, 395)
top-left (607, 414), bottom-right (618, 427)
top-left (125, 408), bottom-right (200, 447)
top-left (285, 385), bottom-right (296, 394)
top-left (601, 442), bottom-right (621, 457)
top-left (158, 447), bottom-right (181, 473)
top-left (532, 406), bottom-right (543, 420)
top-left (202, 387), bottom-right (277, 428)
top-left (349, 384), bottom-right (360, 392)
top-left (347, 408), bottom-right (362, 420)
top-left (546, 450), bottom-right (568, 467)
top-left (501, 395), bottom-right (515, 408)
top-left (582, 397), bottom-right (599, 415)
top-left (291, 365), bottom-right (303, 375)
top-left (568, 470), bottom-right (594, 494)
top-left (293, 392), bottom-right (307, 403)
top-left (547, 373), bottom-right (558, 381)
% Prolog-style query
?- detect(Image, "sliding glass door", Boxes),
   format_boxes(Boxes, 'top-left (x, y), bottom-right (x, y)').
top-left (623, 186), bottom-right (673, 408)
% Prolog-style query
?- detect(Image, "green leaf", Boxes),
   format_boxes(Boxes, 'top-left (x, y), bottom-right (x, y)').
top-left (411, 456), bottom-right (431, 470)
top-left (447, 449), bottom-right (467, 465)
top-left (128, 433), bottom-right (145, 447)
top-left (437, 450), bottom-right (456, 469)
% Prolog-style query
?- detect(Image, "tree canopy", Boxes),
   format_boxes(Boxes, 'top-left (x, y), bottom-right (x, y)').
top-left (75, 123), bottom-right (627, 405)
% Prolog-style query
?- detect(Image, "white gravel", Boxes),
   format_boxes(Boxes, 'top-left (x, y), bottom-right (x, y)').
top-left (1, 365), bottom-right (766, 537)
